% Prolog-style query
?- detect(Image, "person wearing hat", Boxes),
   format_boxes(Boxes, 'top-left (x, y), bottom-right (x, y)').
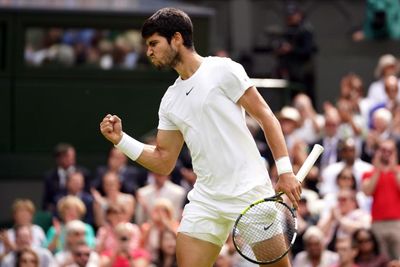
top-left (367, 54), bottom-right (400, 106)
top-left (277, 106), bottom-right (301, 152)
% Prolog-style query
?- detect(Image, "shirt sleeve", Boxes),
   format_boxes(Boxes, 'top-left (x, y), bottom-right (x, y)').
top-left (219, 59), bottom-right (254, 103)
top-left (157, 95), bottom-right (179, 131)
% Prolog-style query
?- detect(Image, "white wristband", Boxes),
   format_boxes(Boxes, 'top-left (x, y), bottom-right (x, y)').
top-left (115, 132), bottom-right (145, 161)
top-left (275, 156), bottom-right (293, 176)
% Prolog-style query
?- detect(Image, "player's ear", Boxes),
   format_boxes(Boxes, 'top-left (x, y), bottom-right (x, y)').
top-left (172, 32), bottom-right (183, 46)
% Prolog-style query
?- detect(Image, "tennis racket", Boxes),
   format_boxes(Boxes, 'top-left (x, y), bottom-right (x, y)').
top-left (232, 144), bottom-right (324, 265)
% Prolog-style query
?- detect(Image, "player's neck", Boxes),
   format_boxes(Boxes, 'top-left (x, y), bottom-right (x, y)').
top-left (174, 51), bottom-right (203, 80)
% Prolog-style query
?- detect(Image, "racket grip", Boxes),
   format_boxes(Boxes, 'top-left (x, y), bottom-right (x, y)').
top-left (296, 144), bottom-right (324, 183)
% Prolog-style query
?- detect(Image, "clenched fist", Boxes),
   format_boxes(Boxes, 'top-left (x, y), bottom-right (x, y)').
top-left (100, 114), bottom-right (123, 145)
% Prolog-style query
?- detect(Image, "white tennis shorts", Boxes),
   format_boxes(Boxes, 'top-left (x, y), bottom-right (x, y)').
top-left (178, 184), bottom-right (274, 247)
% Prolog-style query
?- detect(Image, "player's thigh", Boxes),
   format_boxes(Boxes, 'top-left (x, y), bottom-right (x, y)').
top-left (176, 232), bottom-right (221, 267)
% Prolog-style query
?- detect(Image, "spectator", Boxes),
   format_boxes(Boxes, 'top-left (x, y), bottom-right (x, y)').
top-left (45, 196), bottom-right (95, 254)
top-left (276, 106), bottom-right (301, 152)
top-left (54, 220), bottom-right (88, 266)
top-left (100, 222), bottom-right (150, 267)
top-left (0, 199), bottom-right (46, 259)
top-left (54, 171), bottom-right (94, 226)
top-left (16, 248), bottom-right (40, 267)
top-left (91, 171), bottom-right (135, 227)
top-left (153, 229), bottom-right (178, 267)
top-left (135, 172), bottom-right (186, 225)
top-left (313, 107), bottom-right (342, 171)
top-left (65, 240), bottom-right (100, 267)
top-left (92, 147), bottom-right (147, 196)
top-left (352, 228), bottom-right (389, 267)
top-left (292, 226), bottom-right (338, 267)
top-left (1, 225), bottom-right (55, 267)
top-left (361, 138), bottom-right (400, 260)
top-left (367, 54), bottom-right (400, 106)
top-left (42, 143), bottom-right (90, 213)
top-left (322, 166), bottom-right (371, 215)
top-left (292, 93), bottom-right (324, 144)
top-left (320, 138), bottom-right (373, 197)
top-left (330, 237), bottom-right (359, 267)
top-left (272, 2), bottom-right (318, 102)
top-left (354, 1), bottom-right (400, 41)
top-left (361, 108), bottom-right (393, 163)
top-left (317, 189), bottom-right (371, 251)
top-left (368, 75), bottom-right (400, 127)
top-left (140, 199), bottom-right (179, 263)
top-left (338, 73), bottom-right (371, 125)
top-left (95, 204), bottom-right (141, 255)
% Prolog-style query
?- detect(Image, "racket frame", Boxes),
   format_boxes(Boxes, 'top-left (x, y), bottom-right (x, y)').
top-left (232, 193), bottom-right (298, 264)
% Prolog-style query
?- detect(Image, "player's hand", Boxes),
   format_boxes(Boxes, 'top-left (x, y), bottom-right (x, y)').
top-left (275, 172), bottom-right (302, 209)
top-left (100, 114), bottom-right (123, 145)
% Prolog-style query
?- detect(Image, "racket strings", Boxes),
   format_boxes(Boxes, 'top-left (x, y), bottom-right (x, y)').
top-left (233, 201), bottom-right (296, 264)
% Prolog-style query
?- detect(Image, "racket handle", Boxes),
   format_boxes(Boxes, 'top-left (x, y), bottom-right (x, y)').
top-left (296, 144), bottom-right (324, 183)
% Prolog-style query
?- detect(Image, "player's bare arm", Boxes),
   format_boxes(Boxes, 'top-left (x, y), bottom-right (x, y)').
top-left (100, 114), bottom-right (184, 175)
top-left (238, 86), bottom-right (302, 208)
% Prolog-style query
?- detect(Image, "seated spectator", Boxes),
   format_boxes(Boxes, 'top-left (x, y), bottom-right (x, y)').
top-left (0, 199), bottom-right (46, 259)
top-left (322, 166), bottom-right (371, 214)
top-left (54, 171), bottom-right (94, 226)
top-left (100, 222), bottom-right (150, 267)
top-left (153, 229), bottom-right (178, 267)
top-left (1, 225), bottom-right (55, 267)
top-left (352, 228), bottom-right (389, 267)
top-left (320, 138), bottom-right (373, 198)
top-left (361, 108), bottom-right (393, 163)
top-left (135, 172), bottom-right (186, 225)
top-left (367, 54), bottom-right (400, 106)
top-left (292, 93), bottom-right (324, 145)
top-left (64, 240), bottom-right (100, 267)
top-left (95, 204), bottom-right (141, 254)
top-left (16, 248), bottom-right (40, 267)
top-left (92, 147), bottom-right (147, 196)
top-left (318, 189), bottom-right (371, 251)
top-left (292, 226), bottom-right (338, 267)
top-left (312, 107), bottom-right (342, 172)
top-left (276, 106), bottom-right (301, 152)
top-left (42, 143), bottom-right (90, 213)
top-left (45, 196), bottom-right (95, 254)
top-left (92, 171), bottom-right (135, 227)
top-left (54, 220), bottom-right (87, 266)
top-left (329, 237), bottom-right (359, 267)
top-left (140, 199), bottom-right (179, 262)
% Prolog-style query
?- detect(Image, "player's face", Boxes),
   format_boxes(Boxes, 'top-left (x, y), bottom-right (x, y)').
top-left (145, 33), bottom-right (179, 69)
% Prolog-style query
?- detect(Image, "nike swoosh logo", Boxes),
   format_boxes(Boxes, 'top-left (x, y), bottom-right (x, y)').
top-left (263, 222), bottom-right (274, 231)
top-left (185, 87), bottom-right (194, 96)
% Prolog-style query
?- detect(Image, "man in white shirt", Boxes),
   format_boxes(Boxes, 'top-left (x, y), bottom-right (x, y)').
top-left (100, 7), bottom-right (301, 267)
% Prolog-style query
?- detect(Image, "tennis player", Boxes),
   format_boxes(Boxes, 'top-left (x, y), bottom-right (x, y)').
top-left (100, 7), bottom-right (301, 267)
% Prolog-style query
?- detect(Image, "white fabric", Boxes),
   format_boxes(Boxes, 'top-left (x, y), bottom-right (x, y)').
top-left (319, 159), bottom-right (374, 196)
top-left (158, 56), bottom-right (271, 200)
top-left (178, 185), bottom-right (274, 246)
top-left (115, 132), bottom-right (145, 161)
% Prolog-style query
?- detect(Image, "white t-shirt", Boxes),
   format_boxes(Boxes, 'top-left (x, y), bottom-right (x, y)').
top-left (158, 56), bottom-right (271, 200)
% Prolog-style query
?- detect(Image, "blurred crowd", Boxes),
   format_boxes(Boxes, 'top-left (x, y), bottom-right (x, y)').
top-left (25, 28), bottom-right (150, 70)
top-left (1, 52), bottom-right (400, 267)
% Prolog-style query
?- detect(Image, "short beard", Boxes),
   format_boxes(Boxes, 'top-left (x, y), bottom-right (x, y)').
top-left (154, 46), bottom-right (180, 70)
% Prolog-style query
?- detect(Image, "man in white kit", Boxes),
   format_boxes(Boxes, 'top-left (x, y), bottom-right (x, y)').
top-left (100, 7), bottom-right (301, 267)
